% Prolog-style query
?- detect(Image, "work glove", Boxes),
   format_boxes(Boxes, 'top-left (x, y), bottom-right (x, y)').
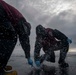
top-left (35, 61), bottom-right (40, 67)
top-left (67, 38), bottom-right (72, 44)
top-left (27, 58), bottom-right (33, 66)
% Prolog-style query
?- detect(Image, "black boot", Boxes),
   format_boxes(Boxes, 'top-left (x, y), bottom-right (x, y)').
top-left (58, 61), bottom-right (69, 68)
top-left (0, 68), bottom-right (5, 75)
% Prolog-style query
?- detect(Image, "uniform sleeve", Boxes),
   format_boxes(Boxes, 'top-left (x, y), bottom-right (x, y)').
top-left (52, 29), bottom-right (68, 41)
top-left (34, 36), bottom-right (42, 61)
top-left (52, 29), bottom-right (69, 47)
top-left (17, 18), bottom-right (31, 59)
top-left (19, 35), bottom-right (30, 58)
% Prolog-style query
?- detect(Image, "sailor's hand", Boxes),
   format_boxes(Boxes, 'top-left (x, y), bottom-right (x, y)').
top-left (35, 61), bottom-right (40, 67)
top-left (67, 38), bottom-right (72, 44)
top-left (27, 58), bottom-right (33, 66)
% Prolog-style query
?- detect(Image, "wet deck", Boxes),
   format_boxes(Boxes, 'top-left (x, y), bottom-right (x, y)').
top-left (8, 54), bottom-right (76, 75)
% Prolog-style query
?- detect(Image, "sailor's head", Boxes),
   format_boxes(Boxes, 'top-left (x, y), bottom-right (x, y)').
top-left (36, 24), bottom-right (46, 36)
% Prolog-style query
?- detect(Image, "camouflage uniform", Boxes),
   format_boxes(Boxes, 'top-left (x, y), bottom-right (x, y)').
top-left (34, 25), bottom-right (69, 66)
top-left (0, 0), bottom-right (31, 70)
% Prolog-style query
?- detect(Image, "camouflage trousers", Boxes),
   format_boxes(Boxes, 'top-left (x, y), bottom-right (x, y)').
top-left (40, 42), bottom-right (69, 64)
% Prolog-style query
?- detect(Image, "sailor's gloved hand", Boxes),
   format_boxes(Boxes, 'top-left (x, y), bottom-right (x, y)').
top-left (27, 58), bottom-right (33, 66)
top-left (35, 61), bottom-right (40, 67)
top-left (67, 38), bottom-right (72, 44)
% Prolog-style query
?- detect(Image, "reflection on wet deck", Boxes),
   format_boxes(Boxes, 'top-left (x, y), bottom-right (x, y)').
top-left (28, 65), bottom-right (73, 75)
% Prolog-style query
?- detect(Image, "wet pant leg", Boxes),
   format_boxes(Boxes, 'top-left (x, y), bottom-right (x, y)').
top-left (0, 38), bottom-right (17, 69)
